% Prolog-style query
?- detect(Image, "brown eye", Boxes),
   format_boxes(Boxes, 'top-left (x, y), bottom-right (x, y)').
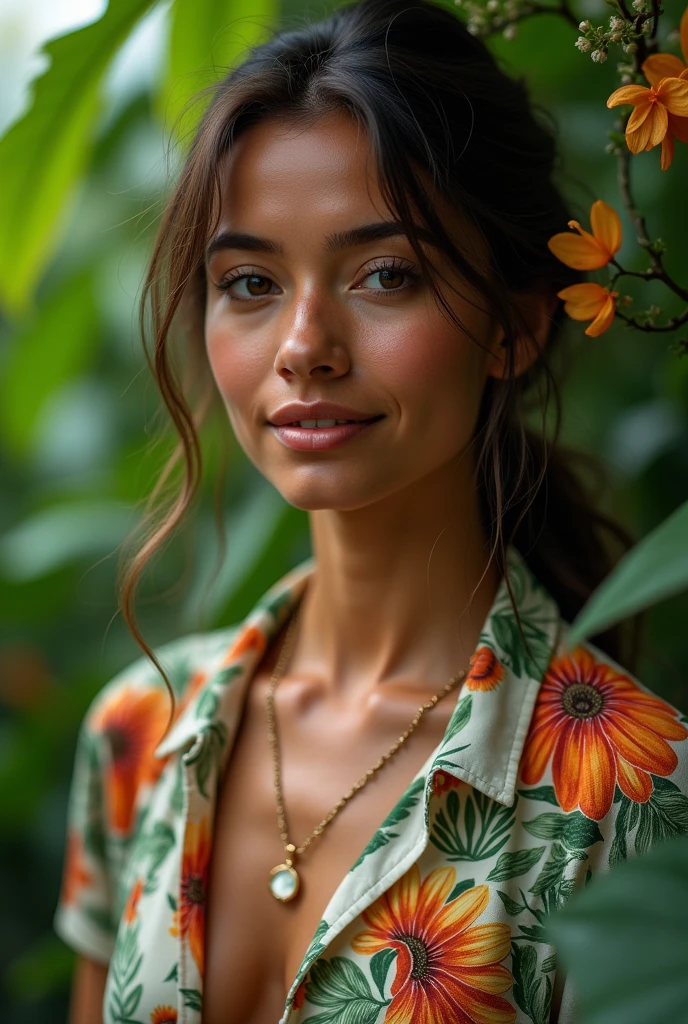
top-left (378, 268), bottom-right (405, 289)
top-left (245, 275), bottom-right (271, 295)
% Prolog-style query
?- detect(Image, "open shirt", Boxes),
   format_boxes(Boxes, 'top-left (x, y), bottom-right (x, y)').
top-left (54, 548), bottom-right (688, 1023)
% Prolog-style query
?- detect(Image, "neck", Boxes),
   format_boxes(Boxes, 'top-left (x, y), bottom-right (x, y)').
top-left (293, 460), bottom-right (501, 698)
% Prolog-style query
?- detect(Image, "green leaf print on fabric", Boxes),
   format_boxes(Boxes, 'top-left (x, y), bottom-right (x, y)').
top-left (528, 842), bottom-right (586, 913)
top-left (511, 941), bottom-right (552, 1024)
top-left (370, 948), bottom-right (397, 1000)
top-left (350, 776), bottom-right (425, 871)
top-left (430, 788), bottom-right (517, 862)
top-left (491, 613), bottom-right (552, 680)
top-left (486, 847), bottom-right (545, 882)
top-left (443, 694), bottom-right (472, 742)
top-left (107, 922), bottom-right (144, 1024)
top-left (517, 786), bottom-right (559, 806)
top-left (180, 988), bottom-right (203, 1010)
top-left (610, 776), bottom-right (688, 865)
top-left (195, 687), bottom-right (219, 721)
top-left (304, 957), bottom-right (388, 1024)
top-left (184, 721), bottom-right (227, 798)
top-left (447, 877), bottom-right (475, 902)
top-left (215, 664), bottom-right (244, 686)
top-left (139, 822), bottom-right (175, 894)
top-left (523, 811), bottom-right (603, 850)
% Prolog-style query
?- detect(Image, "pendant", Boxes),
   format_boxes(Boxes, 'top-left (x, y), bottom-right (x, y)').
top-left (269, 862), bottom-right (300, 902)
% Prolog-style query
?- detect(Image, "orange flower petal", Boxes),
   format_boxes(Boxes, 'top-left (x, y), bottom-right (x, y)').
top-left (577, 723), bottom-right (617, 819)
top-left (552, 720), bottom-right (585, 813)
top-left (589, 200), bottom-right (622, 258)
top-left (668, 111), bottom-right (688, 143)
top-left (441, 979), bottom-right (517, 1024)
top-left (442, 923), bottom-right (512, 967)
top-left (607, 84), bottom-right (653, 108)
top-left (432, 884), bottom-right (489, 937)
top-left (388, 863), bottom-right (422, 927)
top-left (642, 53), bottom-right (687, 87)
top-left (602, 714), bottom-right (679, 775)
top-left (585, 291), bottom-right (617, 337)
top-left (661, 131), bottom-right (675, 169)
top-left (626, 100), bottom-right (654, 133)
top-left (657, 75), bottom-right (688, 115)
top-left (557, 282), bottom-right (608, 322)
top-left (451, 964), bottom-right (513, 995)
top-left (615, 755), bottom-right (653, 803)
top-left (547, 232), bottom-right (610, 270)
top-left (520, 715), bottom-right (560, 784)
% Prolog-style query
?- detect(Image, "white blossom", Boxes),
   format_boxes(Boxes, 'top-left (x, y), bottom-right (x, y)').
top-left (575, 36), bottom-right (592, 51)
top-left (503, 23), bottom-right (518, 38)
top-left (591, 49), bottom-right (607, 63)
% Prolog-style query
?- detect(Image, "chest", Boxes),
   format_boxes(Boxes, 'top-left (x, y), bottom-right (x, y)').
top-left (201, 667), bottom-right (459, 1024)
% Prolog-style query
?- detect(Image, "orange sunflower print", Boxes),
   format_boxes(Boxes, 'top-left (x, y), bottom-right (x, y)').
top-left (467, 647), bottom-right (504, 692)
top-left (150, 1008), bottom-right (177, 1024)
top-left (432, 770), bottom-right (465, 797)
top-left (179, 818), bottom-right (211, 976)
top-left (60, 830), bottom-right (93, 906)
top-left (352, 867), bottom-right (515, 1023)
top-left (123, 877), bottom-right (144, 925)
top-left (221, 625), bottom-right (266, 666)
top-left (91, 685), bottom-right (169, 832)
top-left (521, 647), bottom-right (688, 820)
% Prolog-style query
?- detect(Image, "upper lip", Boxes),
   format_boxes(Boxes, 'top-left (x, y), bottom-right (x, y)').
top-left (268, 402), bottom-right (383, 426)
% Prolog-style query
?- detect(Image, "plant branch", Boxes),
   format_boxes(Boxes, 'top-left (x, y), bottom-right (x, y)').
top-left (615, 307), bottom-right (688, 332)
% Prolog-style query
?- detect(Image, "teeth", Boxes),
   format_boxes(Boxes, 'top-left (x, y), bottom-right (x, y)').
top-left (295, 419), bottom-right (351, 428)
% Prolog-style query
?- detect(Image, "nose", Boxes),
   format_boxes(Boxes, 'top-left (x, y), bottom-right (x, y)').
top-left (274, 291), bottom-right (350, 381)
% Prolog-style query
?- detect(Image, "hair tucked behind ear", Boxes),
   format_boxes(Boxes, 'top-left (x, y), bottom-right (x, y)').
top-left (119, 0), bottom-right (636, 718)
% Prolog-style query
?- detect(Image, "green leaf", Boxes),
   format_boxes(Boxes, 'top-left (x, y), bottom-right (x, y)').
top-left (568, 500), bottom-right (688, 644)
top-left (370, 948), bottom-right (396, 1000)
top-left (547, 836), bottom-right (688, 1024)
top-left (511, 941), bottom-right (550, 1024)
top-left (518, 786), bottom-right (559, 806)
top-left (448, 877), bottom-right (475, 902)
top-left (0, 0), bottom-right (156, 314)
top-left (351, 776), bottom-right (425, 870)
top-left (523, 812), bottom-right (602, 850)
top-left (0, 271), bottom-right (98, 456)
top-left (180, 987), bottom-right (203, 1010)
top-left (444, 694), bottom-right (472, 741)
top-left (486, 847), bottom-right (545, 883)
top-left (497, 890), bottom-right (524, 916)
top-left (529, 842), bottom-right (570, 898)
top-left (305, 957), bottom-right (385, 1023)
top-left (160, 0), bottom-right (278, 143)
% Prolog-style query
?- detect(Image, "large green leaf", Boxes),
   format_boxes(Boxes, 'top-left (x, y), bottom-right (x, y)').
top-left (0, 0), bottom-right (156, 315)
top-left (547, 836), bottom-right (688, 1024)
top-left (160, 0), bottom-right (278, 143)
top-left (568, 499), bottom-right (688, 646)
top-left (0, 270), bottom-right (98, 458)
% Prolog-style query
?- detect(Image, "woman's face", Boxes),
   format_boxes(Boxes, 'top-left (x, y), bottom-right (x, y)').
top-left (204, 110), bottom-right (502, 512)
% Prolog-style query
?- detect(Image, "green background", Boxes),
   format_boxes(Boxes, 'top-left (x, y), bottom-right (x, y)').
top-left (0, 0), bottom-right (686, 1019)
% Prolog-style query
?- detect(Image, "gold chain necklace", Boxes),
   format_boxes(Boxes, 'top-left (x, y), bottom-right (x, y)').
top-left (265, 599), bottom-right (467, 902)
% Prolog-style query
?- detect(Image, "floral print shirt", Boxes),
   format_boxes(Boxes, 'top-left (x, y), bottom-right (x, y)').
top-left (54, 549), bottom-right (688, 1024)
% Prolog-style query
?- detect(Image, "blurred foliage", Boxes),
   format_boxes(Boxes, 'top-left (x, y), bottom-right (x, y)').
top-left (0, 0), bottom-right (686, 1021)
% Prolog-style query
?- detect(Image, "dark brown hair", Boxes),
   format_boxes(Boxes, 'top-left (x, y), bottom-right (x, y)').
top-left (120, 0), bottom-right (634, 716)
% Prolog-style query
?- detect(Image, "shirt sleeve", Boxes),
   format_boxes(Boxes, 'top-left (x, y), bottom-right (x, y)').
top-left (53, 708), bottom-right (118, 964)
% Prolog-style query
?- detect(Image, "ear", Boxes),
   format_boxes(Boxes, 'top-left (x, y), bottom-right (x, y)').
top-left (486, 286), bottom-right (559, 381)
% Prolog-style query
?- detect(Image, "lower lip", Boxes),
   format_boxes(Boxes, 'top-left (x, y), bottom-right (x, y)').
top-left (270, 418), bottom-right (383, 451)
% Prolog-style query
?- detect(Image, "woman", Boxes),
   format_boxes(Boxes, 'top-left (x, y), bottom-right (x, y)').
top-left (55, 0), bottom-right (688, 1021)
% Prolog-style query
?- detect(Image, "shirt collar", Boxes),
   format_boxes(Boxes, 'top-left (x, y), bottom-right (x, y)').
top-left (155, 548), bottom-right (560, 807)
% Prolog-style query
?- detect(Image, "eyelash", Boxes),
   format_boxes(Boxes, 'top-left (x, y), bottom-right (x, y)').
top-left (213, 257), bottom-right (420, 302)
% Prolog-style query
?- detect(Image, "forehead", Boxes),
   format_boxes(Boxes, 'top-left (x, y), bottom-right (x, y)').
top-left (214, 111), bottom-right (392, 230)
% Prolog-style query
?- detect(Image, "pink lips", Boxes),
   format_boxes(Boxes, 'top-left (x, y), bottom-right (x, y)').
top-left (271, 418), bottom-right (383, 451)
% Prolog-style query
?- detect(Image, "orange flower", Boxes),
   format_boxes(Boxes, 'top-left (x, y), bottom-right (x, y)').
top-left (60, 831), bottom-right (93, 905)
top-left (221, 625), bottom-right (266, 666)
top-left (123, 877), bottom-right (143, 925)
top-left (547, 200), bottom-right (622, 270)
top-left (521, 647), bottom-right (688, 821)
top-left (352, 867), bottom-right (515, 1023)
top-left (292, 976), bottom-right (308, 1009)
top-left (179, 818), bottom-right (211, 977)
top-left (91, 685), bottom-right (170, 832)
top-left (432, 770), bottom-right (465, 796)
top-left (467, 646), bottom-right (504, 691)
top-left (607, 71), bottom-right (688, 170)
top-left (556, 283), bottom-right (617, 337)
top-left (642, 7), bottom-right (688, 83)
top-left (150, 1008), bottom-right (177, 1024)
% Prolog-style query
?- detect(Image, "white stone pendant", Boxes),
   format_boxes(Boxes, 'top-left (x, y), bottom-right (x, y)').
top-left (269, 863), bottom-right (300, 902)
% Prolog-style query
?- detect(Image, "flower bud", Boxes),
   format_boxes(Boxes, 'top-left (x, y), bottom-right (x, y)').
top-left (503, 23), bottom-right (518, 38)
top-left (624, 42), bottom-right (638, 53)
top-left (609, 15), bottom-right (624, 29)
top-left (579, 19), bottom-right (590, 30)
top-left (575, 36), bottom-right (593, 51)
top-left (610, 30), bottom-right (622, 42)
top-left (591, 49), bottom-right (608, 63)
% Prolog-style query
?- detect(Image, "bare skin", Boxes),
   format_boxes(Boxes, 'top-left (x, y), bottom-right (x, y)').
top-left (69, 109), bottom-right (554, 1023)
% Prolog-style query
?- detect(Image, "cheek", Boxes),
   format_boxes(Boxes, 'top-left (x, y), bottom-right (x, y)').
top-left (204, 313), bottom-right (268, 444)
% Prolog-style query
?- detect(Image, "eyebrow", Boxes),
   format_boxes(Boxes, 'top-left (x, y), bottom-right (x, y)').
top-left (205, 221), bottom-right (435, 261)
